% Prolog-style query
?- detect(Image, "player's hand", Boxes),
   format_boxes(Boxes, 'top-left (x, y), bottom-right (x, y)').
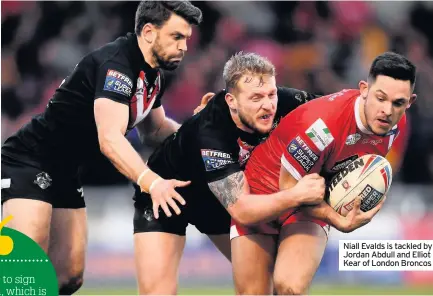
top-left (337, 195), bottom-right (386, 233)
top-left (193, 92), bottom-right (215, 115)
top-left (293, 173), bottom-right (325, 206)
top-left (148, 178), bottom-right (191, 219)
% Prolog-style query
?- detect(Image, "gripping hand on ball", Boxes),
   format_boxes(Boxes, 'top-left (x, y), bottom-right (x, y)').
top-left (338, 195), bottom-right (386, 233)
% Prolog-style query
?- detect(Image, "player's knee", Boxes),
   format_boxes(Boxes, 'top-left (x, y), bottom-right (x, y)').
top-left (273, 279), bottom-right (306, 295)
top-left (139, 281), bottom-right (176, 295)
top-left (58, 273), bottom-right (84, 295)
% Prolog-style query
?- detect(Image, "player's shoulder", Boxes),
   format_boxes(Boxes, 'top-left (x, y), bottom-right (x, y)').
top-left (197, 91), bottom-right (238, 138)
top-left (88, 33), bottom-right (135, 69)
top-left (293, 89), bottom-right (359, 118)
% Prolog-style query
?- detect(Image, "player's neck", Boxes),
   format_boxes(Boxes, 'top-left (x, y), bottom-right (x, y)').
top-left (231, 112), bottom-right (254, 134)
top-left (137, 35), bottom-right (158, 69)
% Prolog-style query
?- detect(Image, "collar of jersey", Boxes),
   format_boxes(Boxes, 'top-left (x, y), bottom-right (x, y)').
top-left (354, 96), bottom-right (374, 135)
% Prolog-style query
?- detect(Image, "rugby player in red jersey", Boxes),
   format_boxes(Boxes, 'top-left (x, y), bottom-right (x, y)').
top-left (231, 52), bottom-right (416, 294)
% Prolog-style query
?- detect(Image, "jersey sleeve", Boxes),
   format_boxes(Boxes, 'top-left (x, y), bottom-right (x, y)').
top-left (198, 133), bottom-right (241, 183)
top-left (276, 87), bottom-right (321, 117)
top-left (94, 61), bottom-right (135, 105)
top-left (274, 112), bottom-right (334, 180)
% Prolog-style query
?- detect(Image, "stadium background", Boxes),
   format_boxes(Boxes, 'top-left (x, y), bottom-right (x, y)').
top-left (1, 1), bottom-right (433, 295)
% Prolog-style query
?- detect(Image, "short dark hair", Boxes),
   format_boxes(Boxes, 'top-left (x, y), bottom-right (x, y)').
top-left (135, 1), bottom-right (203, 35)
top-left (223, 52), bottom-right (276, 92)
top-left (368, 52), bottom-right (417, 89)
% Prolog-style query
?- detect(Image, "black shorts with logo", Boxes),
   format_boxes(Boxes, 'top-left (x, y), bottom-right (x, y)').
top-left (1, 147), bottom-right (85, 209)
top-left (133, 184), bottom-right (231, 236)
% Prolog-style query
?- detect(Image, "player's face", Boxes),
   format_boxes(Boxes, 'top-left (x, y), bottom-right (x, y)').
top-left (360, 75), bottom-right (416, 136)
top-left (152, 13), bottom-right (192, 70)
top-left (233, 75), bottom-right (278, 135)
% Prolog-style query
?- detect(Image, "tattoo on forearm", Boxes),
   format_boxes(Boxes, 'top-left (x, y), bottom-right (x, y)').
top-left (208, 171), bottom-right (245, 208)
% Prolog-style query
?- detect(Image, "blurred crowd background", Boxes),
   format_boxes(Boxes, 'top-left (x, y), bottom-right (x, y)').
top-left (1, 1), bottom-right (433, 294)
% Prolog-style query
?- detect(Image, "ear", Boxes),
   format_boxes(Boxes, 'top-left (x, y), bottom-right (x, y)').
top-left (142, 23), bottom-right (157, 44)
top-left (358, 80), bottom-right (368, 99)
top-left (225, 93), bottom-right (237, 111)
top-left (407, 93), bottom-right (417, 109)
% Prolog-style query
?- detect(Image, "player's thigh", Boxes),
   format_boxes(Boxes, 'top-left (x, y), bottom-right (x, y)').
top-left (133, 198), bottom-right (188, 295)
top-left (231, 232), bottom-right (277, 295)
top-left (1, 157), bottom-right (54, 251)
top-left (192, 190), bottom-right (232, 262)
top-left (1, 199), bottom-right (52, 251)
top-left (273, 221), bottom-right (328, 295)
top-left (48, 208), bottom-right (87, 284)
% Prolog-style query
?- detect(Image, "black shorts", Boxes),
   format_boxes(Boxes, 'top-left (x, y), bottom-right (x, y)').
top-left (133, 184), bottom-right (231, 236)
top-left (1, 151), bottom-right (85, 209)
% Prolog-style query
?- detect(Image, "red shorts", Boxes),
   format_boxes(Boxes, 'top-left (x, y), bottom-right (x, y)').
top-left (230, 208), bottom-right (330, 240)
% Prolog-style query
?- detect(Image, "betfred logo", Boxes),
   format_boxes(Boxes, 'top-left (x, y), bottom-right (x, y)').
top-left (107, 70), bottom-right (133, 87)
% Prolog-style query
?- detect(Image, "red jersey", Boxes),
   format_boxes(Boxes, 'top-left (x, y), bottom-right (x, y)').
top-left (245, 89), bottom-right (407, 194)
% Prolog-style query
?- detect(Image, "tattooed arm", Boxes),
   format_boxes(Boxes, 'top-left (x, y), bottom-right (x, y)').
top-left (208, 171), bottom-right (304, 225)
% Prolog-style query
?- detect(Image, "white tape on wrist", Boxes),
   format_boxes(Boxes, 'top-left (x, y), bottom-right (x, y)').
top-left (137, 169), bottom-right (151, 186)
top-left (149, 177), bottom-right (163, 193)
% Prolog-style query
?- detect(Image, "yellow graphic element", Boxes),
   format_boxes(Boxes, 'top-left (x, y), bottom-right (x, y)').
top-left (0, 215), bottom-right (14, 255)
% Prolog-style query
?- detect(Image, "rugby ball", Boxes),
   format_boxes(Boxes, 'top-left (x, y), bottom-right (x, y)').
top-left (327, 154), bottom-right (392, 217)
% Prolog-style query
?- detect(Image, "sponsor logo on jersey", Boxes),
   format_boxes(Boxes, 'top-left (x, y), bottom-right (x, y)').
top-left (305, 118), bottom-right (334, 151)
top-left (34, 172), bottom-right (52, 190)
top-left (331, 155), bottom-right (359, 172)
top-left (237, 139), bottom-right (255, 167)
top-left (201, 149), bottom-right (236, 172)
top-left (77, 187), bottom-right (84, 198)
top-left (103, 69), bottom-right (133, 97)
top-left (294, 93), bottom-right (303, 103)
top-left (361, 138), bottom-right (383, 145)
top-left (327, 89), bottom-right (350, 101)
top-left (329, 158), bottom-right (365, 191)
top-left (287, 135), bottom-right (319, 172)
top-left (345, 133), bottom-right (361, 145)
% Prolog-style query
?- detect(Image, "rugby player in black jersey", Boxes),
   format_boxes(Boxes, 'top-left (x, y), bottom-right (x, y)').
top-left (132, 52), bottom-right (330, 294)
top-left (1, 1), bottom-right (202, 294)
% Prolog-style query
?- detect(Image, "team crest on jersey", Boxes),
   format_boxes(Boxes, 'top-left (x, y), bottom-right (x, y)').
top-left (103, 69), bottom-right (133, 97)
top-left (237, 138), bottom-right (255, 167)
top-left (305, 119), bottom-right (334, 151)
top-left (130, 71), bottom-right (161, 128)
top-left (201, 149), bottom-right (236, 172)
top-left (345, 133), bottom-right (361, 145)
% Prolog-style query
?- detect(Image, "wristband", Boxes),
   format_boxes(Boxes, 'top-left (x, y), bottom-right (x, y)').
top-left (149, 177), bottom-right (163, 193)
top-left (137, 169), bottom-right (151, 186)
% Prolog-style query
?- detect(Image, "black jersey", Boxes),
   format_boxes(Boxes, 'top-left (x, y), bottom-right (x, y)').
top-left (143, 87), bottom-right (319, 194)
top-left (2, 33), bottom-right (165, 164)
